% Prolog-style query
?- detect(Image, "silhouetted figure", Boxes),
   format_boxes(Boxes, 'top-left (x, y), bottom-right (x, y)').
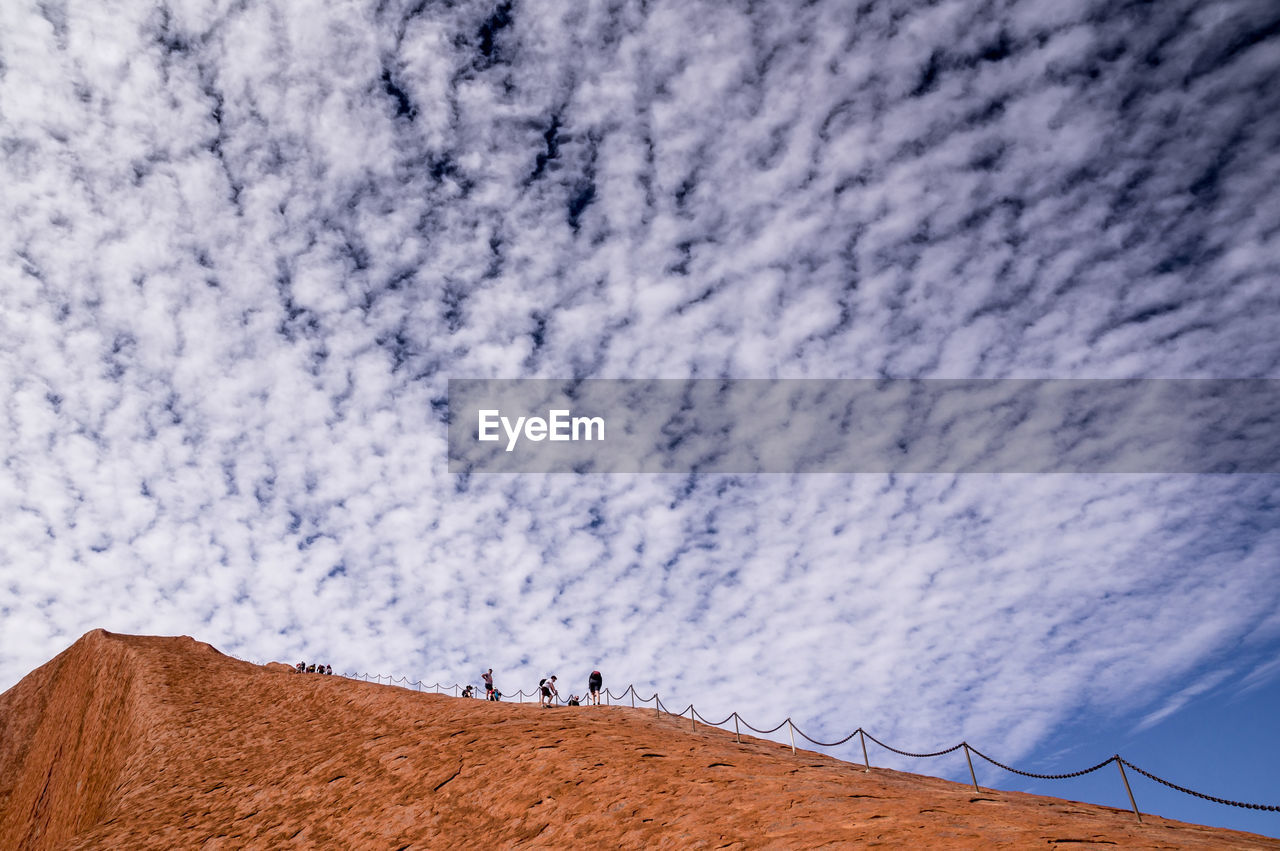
top-left (588, 669), bottom-right (603, 705)
top-left (567, 695), bottom-right (581, 706)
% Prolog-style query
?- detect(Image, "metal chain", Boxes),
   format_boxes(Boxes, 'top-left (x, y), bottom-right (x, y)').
top-left (657, 697), bottom-right (692, 717)
top-left (790, 724), bottom-right (862, 748)
top-left (862, 731), bottom-right (964, 759)
top-left (691, 707), bottom-right (736, 726)
top-left (735, 715), bottom-right (793, 735)
top-left (968, 747), bottom-right (1115, 780)
top-left (1119, 759), bottom-right (1280, 812)
top-left (316, 670), bottom-right (1280, 814)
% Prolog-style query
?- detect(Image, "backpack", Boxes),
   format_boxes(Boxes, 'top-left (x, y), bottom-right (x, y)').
top-left (539, 678), bottom-right (546, 687)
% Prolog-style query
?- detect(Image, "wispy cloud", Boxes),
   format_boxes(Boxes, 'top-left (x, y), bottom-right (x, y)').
top-left (1134, 667), bottom-right (1236, 733)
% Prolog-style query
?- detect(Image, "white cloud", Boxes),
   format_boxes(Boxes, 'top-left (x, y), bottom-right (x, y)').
top-left (1, 0), bottom-right (1278, 788)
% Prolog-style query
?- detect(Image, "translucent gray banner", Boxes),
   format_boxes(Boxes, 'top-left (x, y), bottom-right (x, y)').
top-left (446, 379), bottom-right (1280, 474)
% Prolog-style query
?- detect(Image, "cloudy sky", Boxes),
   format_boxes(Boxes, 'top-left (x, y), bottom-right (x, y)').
top-left (2, 0), bottom-right (1278, 835)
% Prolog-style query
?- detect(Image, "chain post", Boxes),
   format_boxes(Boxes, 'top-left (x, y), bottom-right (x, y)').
top-left (631, 685), bottom-right (635, 708)
top-left (1115, 757), bottom-right (1142, 822)
top-left (859, 729), bottom-right (870, 771)
top-left (963, 743), bottom-right (980, 792)
top-left (691, 705), bottom-right (696, 732)
top-left (734, 713), bottom-right (741, 744)
top-left (788, 720), bottom-right (796, 755)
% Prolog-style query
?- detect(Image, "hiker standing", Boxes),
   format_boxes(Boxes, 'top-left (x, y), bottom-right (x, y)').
top-left (588, 669), bottom-right (603, 705)
top-left (482, 668), bottom-right (495, 700)
top-left (540, 675), bottom-right (558, 707)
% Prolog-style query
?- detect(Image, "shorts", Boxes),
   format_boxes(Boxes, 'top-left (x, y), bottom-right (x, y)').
top-left (541, 686), bottom-right (551, 697)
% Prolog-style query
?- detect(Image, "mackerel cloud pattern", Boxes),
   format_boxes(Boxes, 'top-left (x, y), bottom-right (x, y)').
top-left (1, 0), bottom-right (1279, 776)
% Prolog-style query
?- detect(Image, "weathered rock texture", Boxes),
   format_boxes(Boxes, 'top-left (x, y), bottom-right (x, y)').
top-left (0, 630), bottom-right (1274, 849)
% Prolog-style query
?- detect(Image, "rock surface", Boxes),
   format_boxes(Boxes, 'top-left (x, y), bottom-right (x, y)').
top-left (0, 630), bottom-right (1274, 849)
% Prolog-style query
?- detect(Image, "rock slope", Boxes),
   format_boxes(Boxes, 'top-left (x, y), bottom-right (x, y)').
top-left (0, 630), bottom-right (1275, 849)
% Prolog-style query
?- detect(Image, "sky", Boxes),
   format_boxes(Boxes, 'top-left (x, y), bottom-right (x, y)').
top-left (1, 0), bottom-right (1278, 837)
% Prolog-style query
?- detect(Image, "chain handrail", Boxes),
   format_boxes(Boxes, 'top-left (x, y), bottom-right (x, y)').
top-left (734, 714), bottom-right (793, 735)
top-left (691, 707), bottom-right (736, 726)
top-left (861, 730), bottom-right (965, 759)
top-left (1119, 758), bottom-right (1280, 812)
top-left (789, 722), bottom-right (863, 748)
top-left (969, 746), bottom-right (1116, 780)
top-left (294, 665), bottom-right (1278, 816)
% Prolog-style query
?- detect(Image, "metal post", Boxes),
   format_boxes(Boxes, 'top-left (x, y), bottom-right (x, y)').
top-left (859, 729), bottom-right (870, 771)
top-left (454, 684), bottom-right (459, 697)
top-left (1115, 758), bottom-right (1142, 822)
top-left (655, 694), bottom-right (660, 717)
top-left (690, 706), bottom-right (696, 732)
top-left (630, 686), bottom-right (635, 708)
top-left (734, 713), bottom-right (741, 744)
top-left (788, 720), bottom-right (796, 755)
top-left (963, 743), bottom-right (979, 792)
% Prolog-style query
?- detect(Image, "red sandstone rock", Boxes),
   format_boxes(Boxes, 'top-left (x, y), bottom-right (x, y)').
top-left (0, 630), bottom-right (1275, 849)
